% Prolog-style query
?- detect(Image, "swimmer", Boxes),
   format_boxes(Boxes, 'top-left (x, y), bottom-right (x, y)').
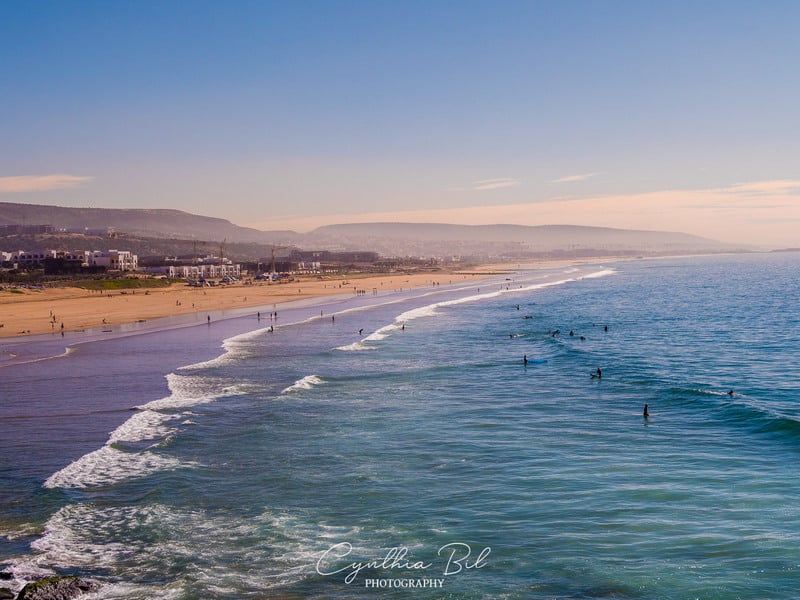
top-left (728, 390), bottom-right (735, 396)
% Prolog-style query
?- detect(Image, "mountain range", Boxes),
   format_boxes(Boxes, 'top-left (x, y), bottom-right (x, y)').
top-left (0, 201), bottom-right (737, 259)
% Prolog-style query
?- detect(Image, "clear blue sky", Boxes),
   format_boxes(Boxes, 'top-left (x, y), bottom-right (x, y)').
top-left (2, 1), bottom-right (799, 245)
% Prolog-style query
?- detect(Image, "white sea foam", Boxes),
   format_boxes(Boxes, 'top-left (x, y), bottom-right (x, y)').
top-left (44, 373), bottom-right (243, 490)
top-left (577, 267), bottom-right (616, 280)
top-left (282, 374), bottom-right (324, 394)
top-left (21, 503), bottom-right (364, 596)
top-left (43, 445), bottom-right (186, 489)
top-left (181, 325), bottom-right (273, 370)
top-left (3, 345), bottom-right (77, 367)
top-left (108, 410), bottom-right (177, 444)
top-left (0, 521), bottom-right (42, 541)
top-left (334, 340), bottom-right (376, 351)
top-left (357, 266), bottom-right (616, 346)
top-left (138, 373), bottom-right (245, 410)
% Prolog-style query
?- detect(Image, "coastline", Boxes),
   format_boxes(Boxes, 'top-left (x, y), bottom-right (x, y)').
top-left (0, 268), bottom-right (510, 340)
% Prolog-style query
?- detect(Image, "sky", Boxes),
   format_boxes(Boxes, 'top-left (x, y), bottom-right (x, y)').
top-left (2, 0), bottom-right (799, 248)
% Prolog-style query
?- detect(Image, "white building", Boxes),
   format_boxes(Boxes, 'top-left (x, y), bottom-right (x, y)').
top-left (1, 248), bottom-right (139, 271)
top-left (3, 249), bottom-right (57, 266)
top-left (86, 250), bottom-right (138, 271)
top-left (166, 263), bottom-right (241, 279)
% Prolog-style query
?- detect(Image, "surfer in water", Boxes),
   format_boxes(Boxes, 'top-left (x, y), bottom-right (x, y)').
top-left (643, 404), bottom-right (649, 419)
top-left (591, 367), bottom-right (602, 379)
top-left (523, 354), bottom-right (528, 366)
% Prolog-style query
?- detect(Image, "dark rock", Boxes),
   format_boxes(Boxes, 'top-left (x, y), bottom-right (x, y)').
top-left (0, 588), bottom-right (14, 600)
top-left (16, 576), bottom-right (98, 600)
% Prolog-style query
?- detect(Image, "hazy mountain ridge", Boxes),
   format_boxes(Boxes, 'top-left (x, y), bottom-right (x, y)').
top-left (306, 222), bottom-right (733, 256)
top-left (0, 202), bottom-right (736, 259)
top-left (0, 202), bottom-right (295, 244)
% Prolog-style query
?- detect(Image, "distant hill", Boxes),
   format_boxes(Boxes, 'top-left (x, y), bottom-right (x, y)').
top-left (0, 201), bottom-right (737, 259)
top-left (305, 222), bottom-right (734, 257)
top-left (0, 201), bottom-right (295, 244)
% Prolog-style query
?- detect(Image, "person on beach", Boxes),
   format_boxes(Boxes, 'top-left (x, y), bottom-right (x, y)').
top-left (207, 315), bottom-right (211, 324)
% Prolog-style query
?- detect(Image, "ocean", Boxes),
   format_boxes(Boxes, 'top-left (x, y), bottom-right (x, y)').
top-left (1, 252), bottom-right (799, 599)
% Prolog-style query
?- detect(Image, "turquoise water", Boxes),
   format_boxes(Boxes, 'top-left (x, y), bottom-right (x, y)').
top-left (1, 253), bottom-right (799, 598)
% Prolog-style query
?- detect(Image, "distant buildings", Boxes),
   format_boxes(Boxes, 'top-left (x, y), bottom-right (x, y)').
top-left (154, 263), bottom-right (241, 280)
top-left (137, 254), bottom-right (242, 280)
top-left (86, 250), bottom-right (138, 271)
top-left (0, 249), bottom-right (138, 272)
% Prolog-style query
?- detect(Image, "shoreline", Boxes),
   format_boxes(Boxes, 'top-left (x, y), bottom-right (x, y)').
top-left (0, 268), bottom-right (512, 340)
top-left (3, 252), bottom-right (743, 341)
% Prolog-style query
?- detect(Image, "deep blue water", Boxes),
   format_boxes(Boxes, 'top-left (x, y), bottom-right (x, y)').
top-left (1, 253), bottom-right (799, 599)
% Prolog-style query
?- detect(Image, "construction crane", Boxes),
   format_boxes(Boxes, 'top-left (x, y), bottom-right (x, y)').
top-left (192, 240), bottom-right (206, 265)
top-left (270, 245), bottom-right (291, 281)
top-left (219, 238), bottom-right (227, 266)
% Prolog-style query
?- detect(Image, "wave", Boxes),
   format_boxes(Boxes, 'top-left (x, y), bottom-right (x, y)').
top-left (181, 325), bottom-right (276, 370)
top-left (0, 345), bottom-right (77, 368)
top-left (334, 340), bottom-right (376, 352)
top-left (717, 396), bottom-right (800, 441)
top-left (673, 387), bottom-right (800, 444)
top-left (43, 446), bottom-right (186, 490)
top-left (281, 374), bottom-right (325, 394)
top-left (44, 373), bottom-right (244, 490)
top-left (578, 268), bottom-right (617, 280)
top-left (16, 503), bottom-right (364, 596)
top-left (107, 410), bottom-right (178, 444)
top-left (360, 267), bottom-right (618, 344)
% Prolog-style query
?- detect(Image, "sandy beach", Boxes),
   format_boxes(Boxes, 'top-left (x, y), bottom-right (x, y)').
top-left (0, 268), bottom-right (510, 339)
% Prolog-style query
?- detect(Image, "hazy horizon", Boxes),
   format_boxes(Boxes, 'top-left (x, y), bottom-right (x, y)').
top-left (2, 2), bottom-right (799, 248)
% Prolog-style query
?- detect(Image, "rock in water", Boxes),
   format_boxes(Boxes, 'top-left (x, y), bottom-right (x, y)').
top-left (0, 588), bottom-right (15, 600)
top-left (16, 576), bottom-right (98, 600)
